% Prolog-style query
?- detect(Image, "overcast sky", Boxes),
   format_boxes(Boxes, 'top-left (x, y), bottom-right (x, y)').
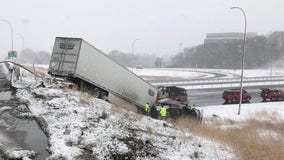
top-left (0, 0), bottom-right (283, 59)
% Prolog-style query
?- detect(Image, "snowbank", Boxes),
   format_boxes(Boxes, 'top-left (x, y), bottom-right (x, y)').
top-left (134, 68), bottom-right (284, 79)
top-left (202, 102), bottom-right (284, 121)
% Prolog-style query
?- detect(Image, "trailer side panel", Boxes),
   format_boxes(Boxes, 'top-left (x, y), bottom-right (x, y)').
top-left (75, 40), bottom-right (157, 107)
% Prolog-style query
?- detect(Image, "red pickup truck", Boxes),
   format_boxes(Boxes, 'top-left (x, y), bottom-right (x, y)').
top-left (260, 88), bottom-right (284, 101)
top-left (222, 89), bottom-right (251, 104)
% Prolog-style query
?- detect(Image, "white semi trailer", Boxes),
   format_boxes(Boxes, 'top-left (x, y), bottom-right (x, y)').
top-left (48, 37), bottom-right (158, 109)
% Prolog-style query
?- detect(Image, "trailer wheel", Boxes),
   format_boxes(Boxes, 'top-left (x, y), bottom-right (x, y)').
top-left (101, 92), bottom-right (108, 101)
top-left (93, 88), bottom-right (100, 98)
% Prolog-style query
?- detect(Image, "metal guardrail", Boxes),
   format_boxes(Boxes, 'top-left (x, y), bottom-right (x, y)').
top-left (182, 81), bottom-right (284, 90)
top-left (151, 76), bottom-right (284, 89)
top-left (152, 76), bottom-right (284, 85)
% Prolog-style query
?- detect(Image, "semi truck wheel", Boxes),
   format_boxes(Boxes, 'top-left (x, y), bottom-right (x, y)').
top-left (101, 92), bottom-right (108, 101)
top-left (93, 88), bottom-right (100, 98)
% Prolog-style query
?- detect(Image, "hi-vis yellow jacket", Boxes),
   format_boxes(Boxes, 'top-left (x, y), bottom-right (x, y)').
top-left (160, 107), bottom-right (167, 117)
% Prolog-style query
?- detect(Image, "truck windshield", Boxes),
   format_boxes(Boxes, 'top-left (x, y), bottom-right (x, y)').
top-left (170, 89), bottom-right (187, 96)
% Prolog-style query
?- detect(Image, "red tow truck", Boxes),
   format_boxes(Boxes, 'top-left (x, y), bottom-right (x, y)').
top-left (222, 89), bottom-right (251, 104)
top-left (260, 88), bottom-right (284, 102)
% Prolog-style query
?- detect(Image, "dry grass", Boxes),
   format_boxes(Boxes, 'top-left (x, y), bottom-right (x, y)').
top-left (173, 112), bottom-right (284, 160)
top-left (129, 113), bottom-right (143, 122)
top-left (22, 65), bottom-right (49, 79)
top-left (79, 92), bottom-right (90, 105)
top-left (110, 104), bottom-right (126, 113)
top-left (146, 126), bottom-right (153, 135)
top-left (109, 101), bottom-right (143, 122)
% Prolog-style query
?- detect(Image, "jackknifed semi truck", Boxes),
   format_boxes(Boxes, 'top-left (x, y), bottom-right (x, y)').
top-left (48, 37), bottom-right (202, 121)
top-left (48, 37), bottom-right (158, 108)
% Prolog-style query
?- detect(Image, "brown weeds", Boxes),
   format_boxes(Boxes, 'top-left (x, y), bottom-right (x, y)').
top-left (79, 93), bottom-right (90, 105)
top-left (173, 112), bottom-right (284, 160)
top-left (146, 126), bottom-right (153, 135)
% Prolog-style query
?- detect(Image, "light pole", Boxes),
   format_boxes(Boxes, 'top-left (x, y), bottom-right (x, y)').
top-left (231, 7), bottom-right (247, 115)
top-left (131, 38), bottom-right (139, 72)
top-left (0, 19), bottom-right (14, 52)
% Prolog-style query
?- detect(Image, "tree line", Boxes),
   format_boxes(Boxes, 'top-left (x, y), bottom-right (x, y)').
top-left (170, 31), bottom-right (284, 69)
top-left (15, 48), bottom-right (51, 64)
top-left (108, 50), bottom-right (165, 68)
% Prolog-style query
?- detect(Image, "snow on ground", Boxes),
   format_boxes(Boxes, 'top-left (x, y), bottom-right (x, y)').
top-left (133, 68), bottom-right (215, 80)
top-left (13, 76), bottom-right (235, 159)
top-left (133, 67), bottom-right (284, 79)
top-left (201, 102), bottom-right (284, 121)
top-left (5, 149), bottom-right (36, 160)
top-left (225, 68), bottom-right (284, 78)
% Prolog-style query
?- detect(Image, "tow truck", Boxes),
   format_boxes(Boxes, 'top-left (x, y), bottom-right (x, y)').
top-left (260, 88), bottom-right (284, 102)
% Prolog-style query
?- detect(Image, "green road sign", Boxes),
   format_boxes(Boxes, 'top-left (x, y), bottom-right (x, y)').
top-left (8, 51), bottom-right (17, 58)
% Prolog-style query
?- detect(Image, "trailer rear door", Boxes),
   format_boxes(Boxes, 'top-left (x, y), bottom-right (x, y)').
top-left (49, 37), bottom-right (82, 76)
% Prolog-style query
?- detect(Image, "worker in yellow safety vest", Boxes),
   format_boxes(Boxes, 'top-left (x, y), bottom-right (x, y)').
top-left (144, 102), bottom-right (150, 115)
top-left (160, 105), bottom-right (167, 120)
top-left (191, 104), bottom-right (196, 111)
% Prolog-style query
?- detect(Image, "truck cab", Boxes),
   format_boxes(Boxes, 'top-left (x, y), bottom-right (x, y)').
top-left (158, 86), bottom-right (188, 105)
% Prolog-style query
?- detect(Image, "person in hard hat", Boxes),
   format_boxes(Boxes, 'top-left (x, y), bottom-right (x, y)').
top-left (144, 102), bottom-right (150, 115)
top-left (160, 105), bottom-right (167, 120)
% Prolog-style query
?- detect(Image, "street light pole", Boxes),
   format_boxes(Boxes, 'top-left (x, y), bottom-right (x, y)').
top-left (231, 7), bottom-right (247, 115)
top-left (0, 19), bottom-right (14, 52)
top-left (131, 38), bottom-right (139, 72)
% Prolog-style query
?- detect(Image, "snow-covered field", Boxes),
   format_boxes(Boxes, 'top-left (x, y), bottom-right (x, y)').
top-left (133, 67), bottom-right (284, 79)
top-left (202, 102), bottom-right (284, 121)
top-left (4, 65), bottom-right (284, 159)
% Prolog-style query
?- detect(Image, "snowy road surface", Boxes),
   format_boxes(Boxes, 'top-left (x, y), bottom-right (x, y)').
top-left (0, 63), bottom-right (49, 159)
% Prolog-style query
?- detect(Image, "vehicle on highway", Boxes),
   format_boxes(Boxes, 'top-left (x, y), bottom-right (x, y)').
top-left (136, 65), bottom-right (143, 69)
top-left (222, 89), bottom-right (251, 104)
top-left (260, 88), bottom-right (284, 102)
